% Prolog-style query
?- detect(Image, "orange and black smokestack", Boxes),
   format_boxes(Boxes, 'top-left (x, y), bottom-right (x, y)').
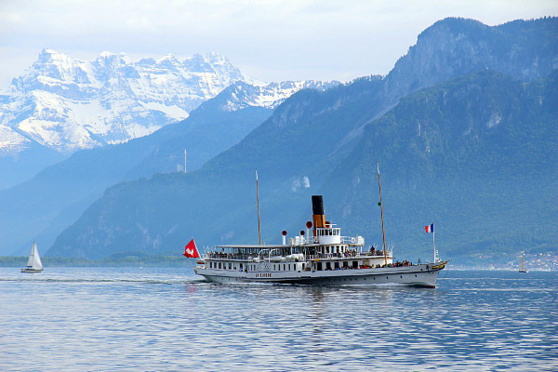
top-left (312, 195), bottom-right (326, 229)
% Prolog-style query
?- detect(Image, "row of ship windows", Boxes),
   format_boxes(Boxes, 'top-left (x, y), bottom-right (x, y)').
top-left (317, 228), bottom-right (340, 236)
top-left (322, 245), bottom-right (346, 254)
top-left (209, 262), bottom-right (305, 271)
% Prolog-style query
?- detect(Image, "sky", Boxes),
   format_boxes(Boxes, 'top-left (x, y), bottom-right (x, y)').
top-left (0, 0), bottom-right (556, 88)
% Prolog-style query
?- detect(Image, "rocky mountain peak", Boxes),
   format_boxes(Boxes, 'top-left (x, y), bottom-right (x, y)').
top-left (13, 49), bottom-right (88, 93)
top-left (37, 48), bottom-right (69, 63)
top-left (383, 17), bottom-right (558, 105)
top-left (417, 17), bottom-right (488, 40)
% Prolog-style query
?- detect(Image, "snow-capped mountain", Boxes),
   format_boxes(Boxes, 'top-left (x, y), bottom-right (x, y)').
top-left (195, 80), bottom-right (340, 114)
top-left (0, 49), bottom-right (336, 155)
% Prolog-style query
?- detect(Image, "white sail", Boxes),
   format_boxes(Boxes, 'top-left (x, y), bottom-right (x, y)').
top-left (519, 252), bottom-right (527, 273)
top-left (22, 241), bottom-right (43, 272)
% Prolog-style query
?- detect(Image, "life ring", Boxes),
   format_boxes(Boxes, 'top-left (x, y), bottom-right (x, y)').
top-left (351, 237), bottom-right (356, 244)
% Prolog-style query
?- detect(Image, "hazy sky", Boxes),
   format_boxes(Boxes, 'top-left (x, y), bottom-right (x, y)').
top-left (0, 0), bottom-right (556, 88)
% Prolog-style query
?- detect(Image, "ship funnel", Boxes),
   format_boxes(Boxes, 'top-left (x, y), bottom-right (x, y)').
top-left (312, 195), bottom-right (326, 229)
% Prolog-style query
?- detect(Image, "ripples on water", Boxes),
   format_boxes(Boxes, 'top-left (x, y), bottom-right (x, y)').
top-left (1, 268), bottom-right (556, 371)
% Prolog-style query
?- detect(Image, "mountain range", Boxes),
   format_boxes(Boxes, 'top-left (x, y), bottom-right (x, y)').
top-left (0, 50), bottom-right (335, 189)
top-left (41, 17), bottom-right (557, 267)
top-left (1, 50), bottom-right (245, 152)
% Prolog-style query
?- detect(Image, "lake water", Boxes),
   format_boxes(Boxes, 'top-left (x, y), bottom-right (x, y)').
top-left (1, 267), bottom-right (556, 371)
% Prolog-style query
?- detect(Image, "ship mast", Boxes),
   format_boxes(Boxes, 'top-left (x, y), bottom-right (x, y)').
top-left (255, 170), bottom-right (262, 245)
top-left (376, 163), bottom-right (388, 265)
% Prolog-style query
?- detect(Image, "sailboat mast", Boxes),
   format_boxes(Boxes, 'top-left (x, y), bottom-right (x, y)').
top-left (255, 170), bottom-right (262, 245)
top-left (376, 163), bottom-right (388, 265)
top-left (26, 242), bottom-right (36, 267)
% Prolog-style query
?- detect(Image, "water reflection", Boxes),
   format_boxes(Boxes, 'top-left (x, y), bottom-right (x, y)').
top-left (1, 269), bottom-right (556, 371)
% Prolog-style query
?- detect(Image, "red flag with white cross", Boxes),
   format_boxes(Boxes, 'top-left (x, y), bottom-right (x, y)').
top-left (183, 239), bottom-right (199, 258)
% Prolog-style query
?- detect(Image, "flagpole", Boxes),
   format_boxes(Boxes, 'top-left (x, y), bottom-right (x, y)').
top-left (432, 224), bottom-right (437, 262)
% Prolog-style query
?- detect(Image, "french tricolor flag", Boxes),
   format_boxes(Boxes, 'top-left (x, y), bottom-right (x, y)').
top-left (425, 223), bottom-right (434, 233)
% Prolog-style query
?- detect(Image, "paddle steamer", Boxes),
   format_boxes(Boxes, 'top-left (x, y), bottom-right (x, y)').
top-left (195, 171), bottom-right (447, 287)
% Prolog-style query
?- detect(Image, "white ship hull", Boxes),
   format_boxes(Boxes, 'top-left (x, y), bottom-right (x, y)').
top-left (195, 262), bottom-right (447, 287)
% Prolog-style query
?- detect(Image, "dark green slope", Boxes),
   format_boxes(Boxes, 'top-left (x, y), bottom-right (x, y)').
top-left (321, 70), bottom-right (557, 264)
top-left (202, 76), bottom-right (384, 177)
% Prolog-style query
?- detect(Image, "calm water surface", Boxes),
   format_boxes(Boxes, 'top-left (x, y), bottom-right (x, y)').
top-left (1, 267), bottom-right (556, 371)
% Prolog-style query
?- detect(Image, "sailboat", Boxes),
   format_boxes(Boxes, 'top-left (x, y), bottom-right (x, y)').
top-left (21, 241), bottom-right (44, 273)
top-left (519, 252), bottom-right (528, 273)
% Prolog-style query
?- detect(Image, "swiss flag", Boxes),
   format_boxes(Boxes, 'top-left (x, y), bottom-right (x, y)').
top-left (183, 239), bottom-right (199, 258)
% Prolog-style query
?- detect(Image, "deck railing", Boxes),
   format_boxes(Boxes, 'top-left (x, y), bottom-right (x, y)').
top-left (203, 250), bottom-right (392, 261)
